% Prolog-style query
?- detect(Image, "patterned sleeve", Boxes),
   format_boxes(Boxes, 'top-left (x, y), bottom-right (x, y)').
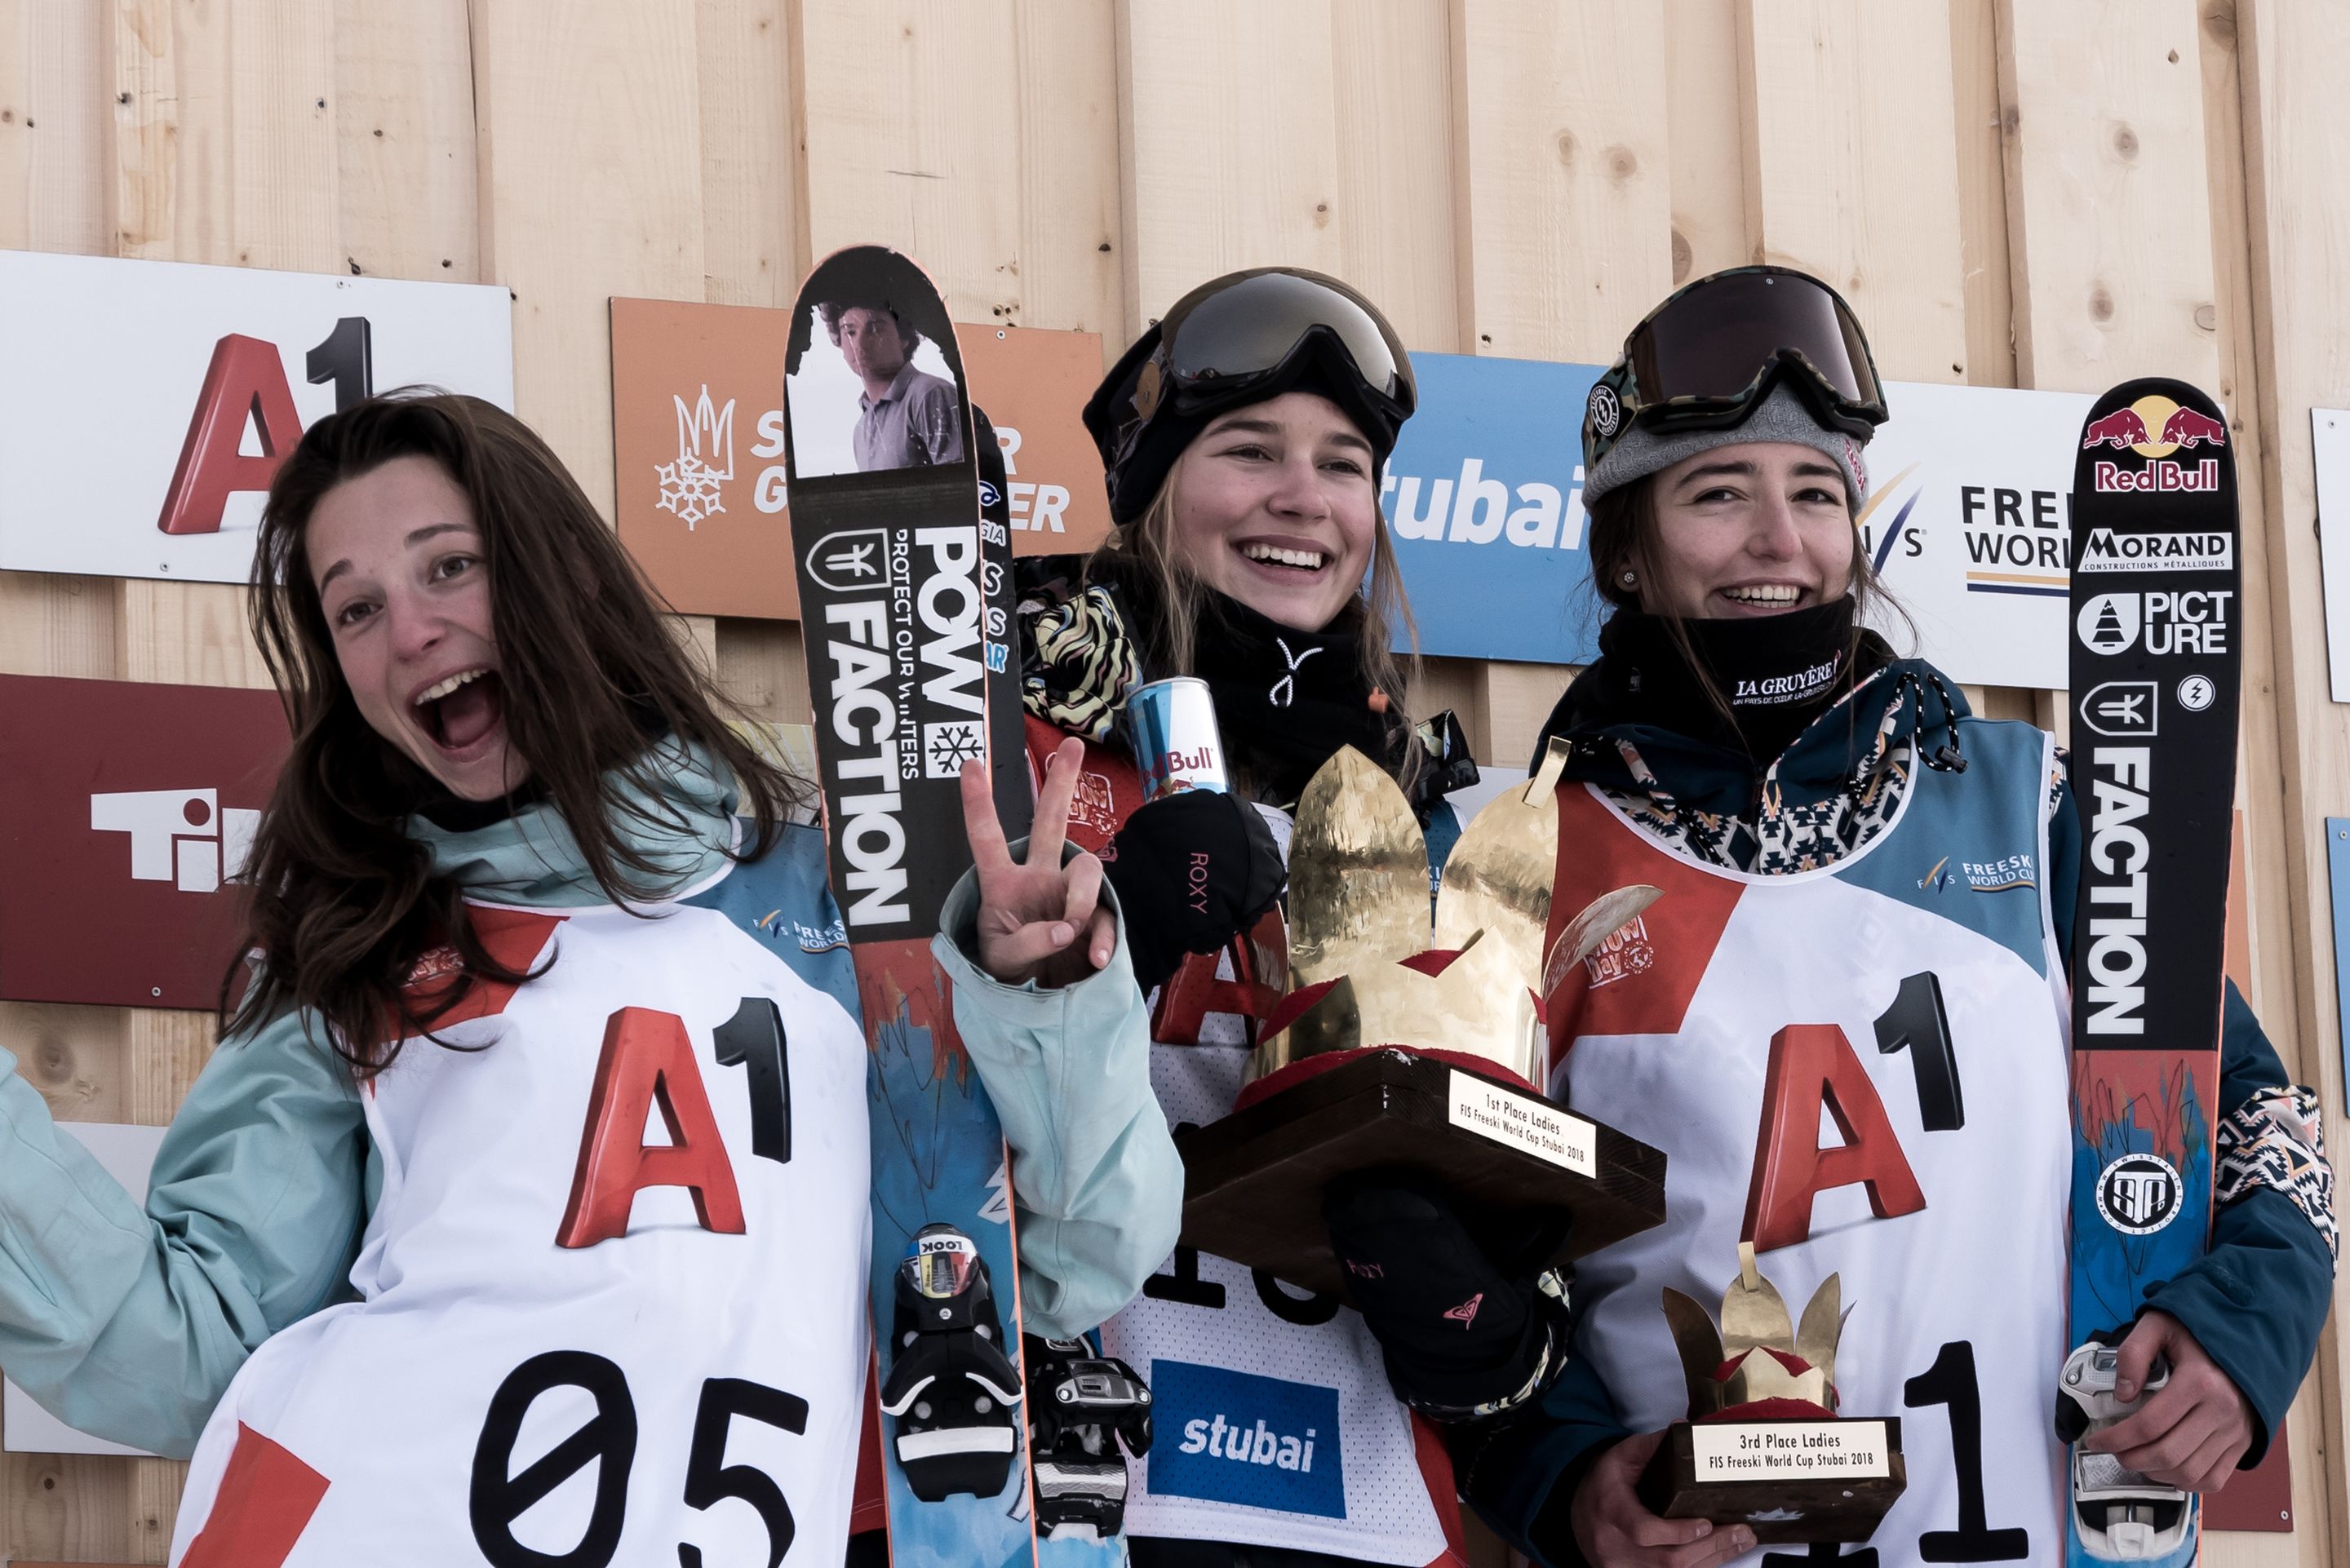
top-left (2216, 1085), bottom-right (2338, 1259)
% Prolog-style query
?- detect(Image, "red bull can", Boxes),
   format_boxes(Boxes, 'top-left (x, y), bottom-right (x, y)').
top-left (1124, 677), bottom-right (1230, 803)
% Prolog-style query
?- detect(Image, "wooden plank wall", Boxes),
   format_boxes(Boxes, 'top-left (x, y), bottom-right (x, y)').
top-left (0, 2), bottom-right (2336, 1561)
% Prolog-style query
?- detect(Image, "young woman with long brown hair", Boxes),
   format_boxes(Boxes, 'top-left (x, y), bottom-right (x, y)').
top-left (0, 392), bottom-right (1175, 1563)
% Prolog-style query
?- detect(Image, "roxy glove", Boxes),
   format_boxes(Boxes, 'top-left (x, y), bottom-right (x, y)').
top-left (1324, 1174), bottom-right (1571, 1420)
top-left (1103, 791), bottom-right (1284, 994)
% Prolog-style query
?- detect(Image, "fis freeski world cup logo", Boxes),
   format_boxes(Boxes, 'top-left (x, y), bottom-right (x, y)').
top-left (2082, 393), bottom-right (2226, 495)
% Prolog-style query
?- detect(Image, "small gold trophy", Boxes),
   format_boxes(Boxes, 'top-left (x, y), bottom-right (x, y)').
top-left (1171, 741), bottom-right (1669, 1302)
top-left (1637, 1245), bottom-right (1906, 1544)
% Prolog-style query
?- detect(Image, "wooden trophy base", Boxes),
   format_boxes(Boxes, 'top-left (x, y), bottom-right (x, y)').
top-left (1172, 1047), bottom-right (1667, 1303)
top-left (1637, 1416), bottom-right (1908, 1545)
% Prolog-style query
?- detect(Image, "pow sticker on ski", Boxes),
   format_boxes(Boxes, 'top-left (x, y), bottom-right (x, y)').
top-left (783, 245), bottom-right (1124, 1568)
top-left (2064, 379), bottom-right (2240, 1567)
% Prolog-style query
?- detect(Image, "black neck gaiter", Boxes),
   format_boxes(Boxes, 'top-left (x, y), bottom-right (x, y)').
top-left (1181, 591), bottom-right (1403, 806)
top-left (1598, 597), bottom-right (1857, 761)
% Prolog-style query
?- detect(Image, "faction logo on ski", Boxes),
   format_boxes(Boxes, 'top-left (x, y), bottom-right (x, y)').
top-left (2082, 393), bottom-right (2227, 495)
top-left (806, 528), bottom-right (892, 593)
top-left (2080, 681), bottom-right (2158, 738)
top-left (2095, 1151), bottom-right (2184, 1235)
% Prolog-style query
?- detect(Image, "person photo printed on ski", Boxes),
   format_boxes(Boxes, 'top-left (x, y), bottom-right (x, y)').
top-left (0, 390), bottom-right (1178, 1568)
top-left (1443, 268), bottom-right (2335, 1568)
top-left (992, 265), bottom-right (1590, 1568)
top-left (792, 295), bottom-right (966, 476)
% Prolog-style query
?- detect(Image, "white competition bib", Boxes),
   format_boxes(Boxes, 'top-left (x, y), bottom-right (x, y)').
top-left (171, 860), bottom-right (871, 1566)
top-left (1550, 721), bottom-right (2071, 1568)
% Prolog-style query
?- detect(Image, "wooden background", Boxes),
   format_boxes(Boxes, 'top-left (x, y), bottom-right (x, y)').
top-left (0, 1), bottom-right (2341, 1562)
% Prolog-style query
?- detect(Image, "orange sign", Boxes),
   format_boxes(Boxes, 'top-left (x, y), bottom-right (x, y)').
top-left (611, 299), bottom-right (1110, 619)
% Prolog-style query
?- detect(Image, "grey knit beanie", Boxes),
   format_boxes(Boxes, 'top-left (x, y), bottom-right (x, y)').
top-left (1581, 381), bottom-right (1870, 512)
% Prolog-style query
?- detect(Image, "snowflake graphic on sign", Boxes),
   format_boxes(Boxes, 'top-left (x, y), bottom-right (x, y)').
top-left (655, 386), bottom-right (734, 529)
top-left (923, 720), bottom-right (987, 780)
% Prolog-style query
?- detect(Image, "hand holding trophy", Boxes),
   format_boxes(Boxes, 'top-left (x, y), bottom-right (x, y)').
top-left (1173, 739), bottom-right (1668, 1305)
top-left (1638, 1245), bottom-right (1907, 1545)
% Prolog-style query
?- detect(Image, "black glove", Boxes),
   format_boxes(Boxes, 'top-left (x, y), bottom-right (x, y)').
top-left (1102, 791), bottom-right (1284, 993)
top-left (1324, 1174), bottom-right (1570, 1420)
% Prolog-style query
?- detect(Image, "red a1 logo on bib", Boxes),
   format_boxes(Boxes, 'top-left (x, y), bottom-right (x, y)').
top-left (157, 317), bottom-right (374, 536)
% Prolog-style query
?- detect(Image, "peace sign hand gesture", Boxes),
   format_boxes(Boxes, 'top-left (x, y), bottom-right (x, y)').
top-left (961, 735), bottom-right (1118, 990)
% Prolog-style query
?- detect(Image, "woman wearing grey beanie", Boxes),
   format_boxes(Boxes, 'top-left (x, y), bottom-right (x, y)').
top-left (1447, 268), bottom-right (2329, 1568)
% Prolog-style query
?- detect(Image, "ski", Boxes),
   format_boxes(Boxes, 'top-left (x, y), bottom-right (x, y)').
top-left (782, 245), bottom-right (1128, 1568)
top-left (2061, 379), bottom-right (2241, 1566)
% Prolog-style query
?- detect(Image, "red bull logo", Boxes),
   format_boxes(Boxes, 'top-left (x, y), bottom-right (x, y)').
top-left (2080, 408), bottom-right (2151, 451)
top-left (2086, 393), bottom-right (2228, 494)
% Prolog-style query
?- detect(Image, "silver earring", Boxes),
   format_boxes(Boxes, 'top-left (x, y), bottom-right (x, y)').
top-left (1619, 569), bottom-right (1638, 588)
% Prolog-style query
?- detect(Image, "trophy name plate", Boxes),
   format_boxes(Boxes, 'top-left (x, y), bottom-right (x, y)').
top-left (1174, 1047), bottom-right (1667, 1303)
top-left (1639, 1418), bottom-right (1907, 1544)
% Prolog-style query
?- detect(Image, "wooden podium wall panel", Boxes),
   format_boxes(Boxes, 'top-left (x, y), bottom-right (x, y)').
top-left (0, 1), bottom-right (2332, 1561)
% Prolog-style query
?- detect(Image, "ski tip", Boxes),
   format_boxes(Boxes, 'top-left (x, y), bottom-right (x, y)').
top-left (785, 246), bottom-right (962, 383)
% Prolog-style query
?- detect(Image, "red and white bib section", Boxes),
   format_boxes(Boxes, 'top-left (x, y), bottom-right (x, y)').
top-left (169, 866), bottom-right (870, 1567)
top-left (1036, 719), bottom-right (1458, 1568)
top-left (1549, 720), bottom-right (2071, 1566)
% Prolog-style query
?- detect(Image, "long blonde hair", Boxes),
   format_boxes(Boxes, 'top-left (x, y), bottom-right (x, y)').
top-left (1086, 463), bottom-right (1427, 789)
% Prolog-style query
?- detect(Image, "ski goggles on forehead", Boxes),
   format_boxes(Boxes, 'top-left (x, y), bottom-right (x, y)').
top-left (1585, 267), bottom-right (1887, 469)
top-left (1128, 269), bottom-right (1416, 433)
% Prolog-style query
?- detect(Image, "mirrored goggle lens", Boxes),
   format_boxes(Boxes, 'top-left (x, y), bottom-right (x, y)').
top-left (1161, 271), bottom-right (1411, 406)
top-left (1629, 272), bottom-right (1882, 417)
top-left (903, 1244), bottom-right (978, 1300)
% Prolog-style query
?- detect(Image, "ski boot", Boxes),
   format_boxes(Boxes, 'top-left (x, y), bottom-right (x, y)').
top-left (2055, 1337), bottom-right (2189, 1561)
top-left (1025, 1333), bottom-right (1155, 1540)
top-left (877, 1224), bottom-right (1025, 1501)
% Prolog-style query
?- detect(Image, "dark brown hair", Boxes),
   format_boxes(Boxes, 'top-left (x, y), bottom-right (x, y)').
top-left (1585, 473), bottom-right (1914, 730)
top-left (228, 392), bottom-right (809, 1073)
top-left (817, 299), bottom-right (924, 353)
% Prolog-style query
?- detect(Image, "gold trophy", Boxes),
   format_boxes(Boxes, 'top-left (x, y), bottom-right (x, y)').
top-left (1172, 741), bottom-right (1669, 1302)
top-left (1637, 1245), bottom-right (1907, 1544)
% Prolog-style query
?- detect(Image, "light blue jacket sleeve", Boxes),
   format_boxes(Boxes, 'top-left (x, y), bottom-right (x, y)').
top-left (932, 844), bottom-right (1182, 1340)
top-left (0, 1007), bottom-right (368, 1457)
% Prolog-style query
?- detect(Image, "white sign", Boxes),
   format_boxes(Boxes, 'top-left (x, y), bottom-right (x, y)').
top-left (1689, 1420), bottom-right (1891, 1481)
top-left (1860, 380), bottom-right (2096, 691)
top-left (2311, 410), bottom-right (2350, 702)
top-left (0, 250), bottom-right (514, 582)
top-left (2, 1120), bottom-right (169, 1456)
top-left (1446, 1068), bottom-right (1594, 1176)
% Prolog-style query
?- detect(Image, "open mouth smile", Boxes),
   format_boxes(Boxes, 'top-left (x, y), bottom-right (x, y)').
top-left (410, 666), bottom-right (507, 755)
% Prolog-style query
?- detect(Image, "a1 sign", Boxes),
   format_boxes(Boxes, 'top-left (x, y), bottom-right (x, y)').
top-left (0, 250), bottom-right (513, 582)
